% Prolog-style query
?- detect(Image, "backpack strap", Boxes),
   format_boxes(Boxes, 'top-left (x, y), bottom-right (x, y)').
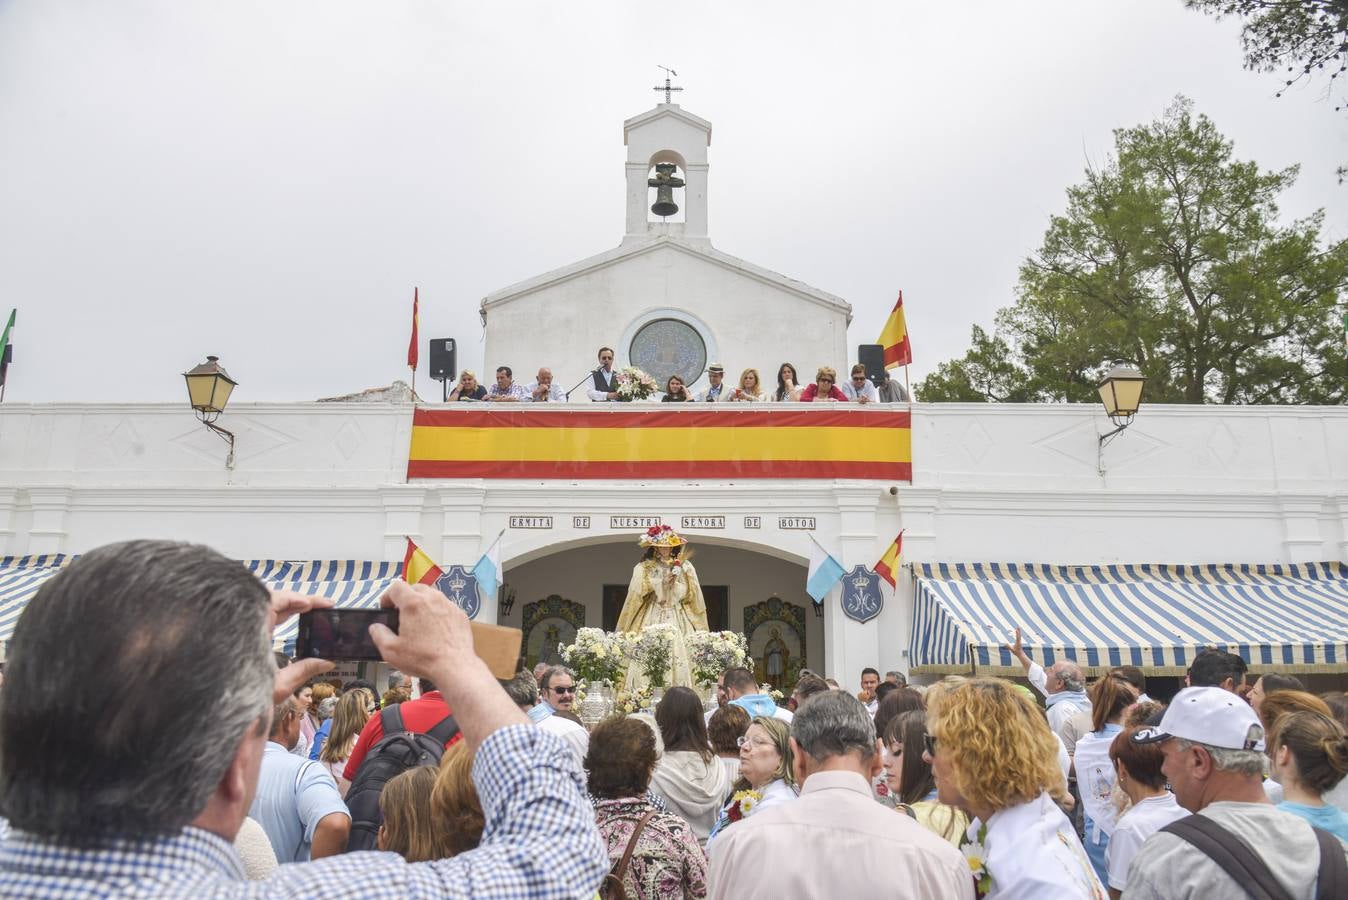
top-left (379, 703), bottom-right (406, 737)
top-left (424, 713), bottom-right (460, 748)
top-left (1160, 815), bottom-right (1294, 900)
top-left (608, 810), bottom-right (657, 893)
top-left (1313, 825), bottom-right (1348, 900)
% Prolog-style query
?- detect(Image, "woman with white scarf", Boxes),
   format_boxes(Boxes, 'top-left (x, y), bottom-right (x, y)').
top-left (650, 686), bottom-right (732, 847)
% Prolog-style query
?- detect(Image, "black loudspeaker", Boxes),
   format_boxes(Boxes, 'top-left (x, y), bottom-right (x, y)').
top-left (857, 343), bottom-right (885, 386)
top-left (429, 338), bottom-right (456, 382)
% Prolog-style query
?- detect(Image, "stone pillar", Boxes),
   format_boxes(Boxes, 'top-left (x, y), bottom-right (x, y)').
top-left (380, 487), bottom-right (428, 561)
top-left (26, 487), bottom-right (71, 555)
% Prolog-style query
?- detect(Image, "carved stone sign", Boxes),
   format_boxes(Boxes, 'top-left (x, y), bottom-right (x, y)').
top-left (778, 516), bottom-right (816, 530)
top-left (744, 516), bottom-right (762, 528)
top-left (573, 516), bottom-right (591, 528)
top-left (509, 516), bottom-right (553, 529)
top-left (611, 516), bottom-right (661, 529)
top-left (840, 565), bottom-right (883, 624)
top-left (681, 516), bottom-right (725, 529)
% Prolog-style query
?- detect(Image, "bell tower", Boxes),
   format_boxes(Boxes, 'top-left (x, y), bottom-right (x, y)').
top-left (622, 93), bottom-right (712, 245)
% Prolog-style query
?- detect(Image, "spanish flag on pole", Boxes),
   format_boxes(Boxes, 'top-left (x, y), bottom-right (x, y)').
top-left (878, 291), bottom-right (911, 368)
top-left (873, 530), bottom-right (904, 589)
top-left (407, 288), bottom-right (420, 371)
top-left (402, 536), bottom-right (443, 586)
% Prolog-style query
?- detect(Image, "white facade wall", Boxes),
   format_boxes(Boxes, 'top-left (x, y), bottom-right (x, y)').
top-left (479, 242), bottom-right (850, 398)
top-left (2, 401), bottom-right (1345, 693)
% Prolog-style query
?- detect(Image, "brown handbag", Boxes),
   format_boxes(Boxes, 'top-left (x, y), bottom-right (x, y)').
top-left (599, 810), bottom-right (658, 900)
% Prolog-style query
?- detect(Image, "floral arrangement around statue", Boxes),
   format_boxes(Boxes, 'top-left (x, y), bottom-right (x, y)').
top-left (559, 627), bottom-right (629, 686)
top-left (687, 630), bottom-right (750, 686)
top-left (615, 685), bottom-right (654, 715)
top-left (615, 366), bottom-right (659, 401)
top-left (629, 623), bottom-right (676, 688)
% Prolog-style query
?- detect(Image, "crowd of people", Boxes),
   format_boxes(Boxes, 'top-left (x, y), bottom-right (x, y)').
top-left (444, 346), bottom-right (910, 404)
top-left (1, 541), bottom-right (1346, 899)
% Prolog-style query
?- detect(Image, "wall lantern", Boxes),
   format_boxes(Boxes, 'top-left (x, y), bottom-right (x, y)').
top-left (498, 583), bottom-right (517, 617)
top-left (183, 355), bottom-right (238, 469)
top-left (1096, 361), bottom-right (1146, 475)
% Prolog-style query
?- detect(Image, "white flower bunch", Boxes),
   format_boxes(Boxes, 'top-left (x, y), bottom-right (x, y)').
top-left (629, 623), bottom-right (676, 687)
top-left (687, 630), bottom-right (749, 685)
top-left (615, 366), bottom-right (658, 401)
top-left (560, 627), bottom-right (627, 684)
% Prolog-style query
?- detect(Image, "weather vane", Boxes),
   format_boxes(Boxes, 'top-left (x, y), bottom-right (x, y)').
top-left (653, 66), bottom-right (683, 104)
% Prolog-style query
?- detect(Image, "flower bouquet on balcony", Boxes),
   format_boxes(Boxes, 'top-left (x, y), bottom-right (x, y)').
top-left (615, 366), bottom-right (658, 401)
top-left (687, 630), bottom-right (750, 686)
top-left (629, 623), bottom-right (676, 688)
top-left (559, 627), bottom-right (628, 686)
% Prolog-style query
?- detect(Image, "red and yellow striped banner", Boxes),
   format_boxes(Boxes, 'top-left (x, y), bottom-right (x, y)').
top-left (407, 407), bottom-right (912, 480)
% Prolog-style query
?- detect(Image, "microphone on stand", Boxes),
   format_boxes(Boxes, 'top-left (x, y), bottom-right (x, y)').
top-left (566, 366), bottom-right (605, 401)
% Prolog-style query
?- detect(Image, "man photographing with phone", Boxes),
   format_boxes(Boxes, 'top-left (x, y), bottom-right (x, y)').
top-left (0, 539), bottom-right (608, 897)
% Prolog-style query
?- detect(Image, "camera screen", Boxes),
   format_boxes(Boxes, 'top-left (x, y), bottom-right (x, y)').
top-left (295, 609), bottom-right (398, 661)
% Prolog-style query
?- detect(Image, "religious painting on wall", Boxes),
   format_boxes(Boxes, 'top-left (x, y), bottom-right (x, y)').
top-left (743, 596), bottom-right (806, 694)
top-left (521, 594), bottom-right (586, 670)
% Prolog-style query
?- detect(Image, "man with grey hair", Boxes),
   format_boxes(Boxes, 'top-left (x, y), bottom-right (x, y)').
top-left (249, 697), bottom-right (349, 861)
top-left (1124, 686), bottom-right (1347, 898)
top-left (0, 539), bottom-right (607, 896)
top-left (707, 690), bottom-right (972, 899)
top-left (539, 665), bottom-right (578, 714)
top-left (1004, 627), bottom-right (1092, 742)
top-left (884, 670), bottom-right (906, 687)
top-left (501, 669), bottom-right (588, 766)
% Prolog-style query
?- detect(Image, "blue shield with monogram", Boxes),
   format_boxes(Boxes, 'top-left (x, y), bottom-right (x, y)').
top-left (435, 565), bottom-right (481, 619)
top-left (841, 565), bottom-right (883, 624)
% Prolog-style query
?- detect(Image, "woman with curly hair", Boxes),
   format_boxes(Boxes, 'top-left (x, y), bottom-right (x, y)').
top-left (925, 678), bottom-right (1104, 898)
top-left (586, 715), bottom-right (707, 900)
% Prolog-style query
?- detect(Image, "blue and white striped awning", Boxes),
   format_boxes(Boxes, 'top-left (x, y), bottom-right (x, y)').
top-left (910, 562), bottom-right (1348, 675)
top-left (248, 561), bottom-right (403, 650)
top-left (0, 555), bottom-right (70, 640)
top-left (0, 557), bottom-right (401, 648)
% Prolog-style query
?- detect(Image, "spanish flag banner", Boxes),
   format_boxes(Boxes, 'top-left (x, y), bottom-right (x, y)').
top-left (402, 537), bottom-right (443, 586)
top-left (874, 530), bottom-right (904, 589)
top-left (878, 291), bottom-right (911, 368)
top-left (407, 407), bottom-right (912, 480)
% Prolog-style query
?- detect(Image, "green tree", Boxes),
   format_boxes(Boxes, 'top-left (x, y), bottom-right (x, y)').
top-left (918, 98), bottom-right (1348, 404)
top-left (1186, 1), bottom-right (1348, 103)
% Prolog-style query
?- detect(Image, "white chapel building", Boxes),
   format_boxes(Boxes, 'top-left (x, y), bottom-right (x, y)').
top-left (1, 99), bottom-right (1346, 696)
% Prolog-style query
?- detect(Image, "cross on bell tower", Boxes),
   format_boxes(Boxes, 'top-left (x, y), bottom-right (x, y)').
top-left (653, 66), bottom-right (683, 104)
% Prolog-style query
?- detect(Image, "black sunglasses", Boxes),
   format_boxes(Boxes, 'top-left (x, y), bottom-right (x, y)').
top-left (551, 685), bottom-right (576, 694)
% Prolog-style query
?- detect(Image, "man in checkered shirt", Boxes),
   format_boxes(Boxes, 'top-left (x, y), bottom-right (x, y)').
top-left (0, 540), bottom-right (608, 898)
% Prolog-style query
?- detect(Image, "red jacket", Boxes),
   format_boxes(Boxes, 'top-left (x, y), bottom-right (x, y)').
top-left (800, 383), bottom-right (848, 402)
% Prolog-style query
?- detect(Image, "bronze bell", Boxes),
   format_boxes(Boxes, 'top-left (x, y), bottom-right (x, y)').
top-left (648, 162), bottom-right (685, 218)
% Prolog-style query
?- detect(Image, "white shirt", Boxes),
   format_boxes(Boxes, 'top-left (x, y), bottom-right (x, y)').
top-left (696, 382), bottom-right (727, 402)
top-left (586, 367), bottom-right (618, 402)
top-left (1104, 793), bottom-right (1186, 891)
top-left (709, 770), bottom-right (972, 900)
top-left (973, 790), bottom-right (1104, 900)
top-left (1026, 662), bottom-right (1092, 739)
top-left (842, 379), bottom-right (879, 402)
top-left (523, 381), bottom-right (567, 402)
top-left (535, 710), bottom-right (588, 767)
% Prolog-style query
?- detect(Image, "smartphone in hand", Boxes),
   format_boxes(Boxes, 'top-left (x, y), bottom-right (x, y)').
top-left (294, 608), bottom-right (523, 677)
top-left (295, 609), bottom-right (397, 661)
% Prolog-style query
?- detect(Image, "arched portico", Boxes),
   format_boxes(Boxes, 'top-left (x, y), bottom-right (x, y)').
top-left (495, 535), bottom-right (825, 680)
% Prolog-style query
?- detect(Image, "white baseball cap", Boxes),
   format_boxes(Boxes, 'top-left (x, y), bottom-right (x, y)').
top-left (1133, 686), bottom-right (1265, 752)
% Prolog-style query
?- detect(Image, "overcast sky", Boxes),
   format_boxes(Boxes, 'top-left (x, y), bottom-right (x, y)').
top-left (1, 1), bottom-right (1344, 403)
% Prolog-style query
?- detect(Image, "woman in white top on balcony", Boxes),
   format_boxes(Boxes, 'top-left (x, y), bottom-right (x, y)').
top-left (730, 368), bottom-right (768, 402)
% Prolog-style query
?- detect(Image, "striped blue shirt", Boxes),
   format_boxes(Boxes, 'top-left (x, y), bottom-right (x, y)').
top-left (0, 725), bottom-right (606, 898)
